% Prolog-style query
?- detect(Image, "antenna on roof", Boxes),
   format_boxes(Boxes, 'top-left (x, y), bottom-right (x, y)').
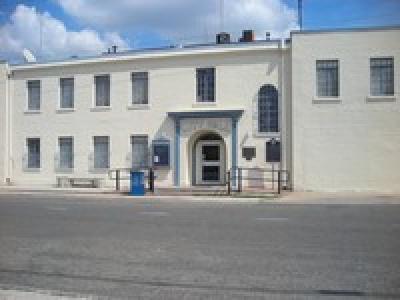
top-left (298, 0), bottom-right (303, 30)
top-left (219, 0), bottom-right (225, 32)
top-left (23, 49), bottom-right (37, 63)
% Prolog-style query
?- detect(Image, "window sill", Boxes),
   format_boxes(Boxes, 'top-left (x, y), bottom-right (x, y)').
top-left (23, 168), bottom-right (41, 173)
top-left (312, 97), bottom-right (341, 104)
top-left (127, 104), bottom-right (150, 110)
top-left (366, 95), bottom-right (396, 103)
top-left (89, 168), bottom-right (109, 173)
top-left (254, 132), bottom-right (280, 138)
top-left (90, 106), bottom-right (111, 112)
top-left (192, 102), bottom-right (217, 107)
top-left (55, 168), bottom-right (74, 173)
top-left (24, 110), bottom-right (42, 114)
top-left (56, 108), bottom-right (75, 113)
top-left (153, 164), bottom-right (171, 169)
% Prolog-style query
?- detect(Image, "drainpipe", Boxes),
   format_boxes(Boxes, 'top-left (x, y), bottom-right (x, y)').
top-left (4, 65), bottom-right (11, 184)
top-left (6, 68), bottom-right (12, 184)
top-left (280, 39), bottom-right (285, 188)
top-left (174, 117), bottom-right (180, 187)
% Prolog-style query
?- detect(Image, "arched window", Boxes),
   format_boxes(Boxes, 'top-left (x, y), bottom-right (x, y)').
top-left (258, 84), bottom-right (279, 133)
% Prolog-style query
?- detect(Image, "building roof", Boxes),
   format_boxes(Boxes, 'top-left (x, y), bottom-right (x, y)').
top-left (291, 25), bottom-right (400, 36)
top-left (10, 39), bottom-right (284, 71)
top-left (8, 25), bottom-right (399, 71)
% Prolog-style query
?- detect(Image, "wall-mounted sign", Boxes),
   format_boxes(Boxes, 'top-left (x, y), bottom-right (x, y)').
top-left (181, 118), bottom-right (231, 136)
top-left (242, 147), bottom-right (256, 161)
top-left (152, 139), bottom-right (170, 167)
top-left (266, 139), bottom-right (281, 163)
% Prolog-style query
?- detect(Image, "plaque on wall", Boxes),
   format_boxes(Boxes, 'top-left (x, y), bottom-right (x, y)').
top-left (266, 139), bottom-right (281, 163)
top-left (242, 147), bottom-right (256, 161)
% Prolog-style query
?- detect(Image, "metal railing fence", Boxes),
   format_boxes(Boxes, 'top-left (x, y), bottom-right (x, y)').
top-left (108, 167), bottom-right (155, 193)
top-left (227, 167), bottom-right (290, 195)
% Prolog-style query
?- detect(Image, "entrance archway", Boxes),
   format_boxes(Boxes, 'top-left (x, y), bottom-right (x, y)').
top-left (188, 131), bottom-right (226, 186)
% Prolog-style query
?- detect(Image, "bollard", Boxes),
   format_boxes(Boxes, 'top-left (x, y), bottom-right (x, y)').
top-left (238, 168), bottom-right (242, 193)
top-left (227, 171), bottom-right (231, 195)
top-left (149, 168), bottom-right (155, 193)
top-left (116, 170), bottom-right (120, 191)
top-left (278, 171), bottom-right (281, 194)
top-left (272, 164), bottom-right (275, 189)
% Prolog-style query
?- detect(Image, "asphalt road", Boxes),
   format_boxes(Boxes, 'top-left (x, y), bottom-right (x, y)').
top-left (0, 194), bottom-right (399, 299)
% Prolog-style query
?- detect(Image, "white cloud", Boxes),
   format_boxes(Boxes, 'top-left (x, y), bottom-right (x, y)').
top-left (57, 0), bottom-right (298, 43)
top-left (0, 5), bottom-right (129, 62)
top-left (0, 1), bottom-right (298, 62)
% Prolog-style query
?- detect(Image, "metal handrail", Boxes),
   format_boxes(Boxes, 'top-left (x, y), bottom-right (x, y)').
top-left (108, 167), bottom-right (155, 192)
top-left (226, 167), bottom-right (291, 195)
top-left (230, 166), bottom-right (287, 171)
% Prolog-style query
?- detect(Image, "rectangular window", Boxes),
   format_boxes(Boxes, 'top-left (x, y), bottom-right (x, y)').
top-left (131, 135), bottom-right (149, 168)
top-left (370, 57), bottom-right (394, 96)
top-left (60, 78), bottom-right (74, 109)
top-left (316, 60), bottom-right (339, 97)
top-left (197, 68), bottom-right (215, 102)
top-left (59, 137), bottom-right (73, 169)
top-left (95, 75), bottom-right (110, 107)
top-left (266, 140), bottom-right (281, 163)
top-left (132, 72), bottom-right (148, 104)
top-left (93, 136), bottom-right (110, 169)
top-left (27, 80), bottom-right (41, 110)
top-left (27, 138), bottom-right (40, 168)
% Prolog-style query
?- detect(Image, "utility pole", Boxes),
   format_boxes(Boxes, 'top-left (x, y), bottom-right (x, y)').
top-left (39, 12), bottom-right (43, 59)
top-left (298, 0), bottom-right (303, 30)
top-left (219, 0), bottom-right (225, 32)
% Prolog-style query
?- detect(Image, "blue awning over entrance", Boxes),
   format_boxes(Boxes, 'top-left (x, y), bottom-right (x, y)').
top-left (167, 109), bottom-right (244, 119)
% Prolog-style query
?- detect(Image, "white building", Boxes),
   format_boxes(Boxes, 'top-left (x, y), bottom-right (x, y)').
top-left (0, 26), bottom-right (399, 192)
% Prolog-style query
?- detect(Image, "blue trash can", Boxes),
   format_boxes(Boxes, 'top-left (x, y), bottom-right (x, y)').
top-left (130, 171), bottom-right (145, 196)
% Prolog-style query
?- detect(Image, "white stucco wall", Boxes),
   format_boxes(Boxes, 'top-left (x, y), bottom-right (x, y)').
top-left (5, 28), bottom-right (399, 192)
top-left (292, 28), bottom-right (400, 192)
top-left (8, 44), bottom-right (290, 187)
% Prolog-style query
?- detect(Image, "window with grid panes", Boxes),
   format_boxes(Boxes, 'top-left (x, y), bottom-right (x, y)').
top-left (197, 68), bottom-right (215, 102)
top-left (316, 60), bottom-right (339, 97)
top-left (370, 57), bottom-right (394, 96)
top-left (258, 85), bottom-right (279, 133)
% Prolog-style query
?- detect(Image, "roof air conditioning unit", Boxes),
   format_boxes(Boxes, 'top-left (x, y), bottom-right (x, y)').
top-left (216, 32), bottom-right (231, 44)
top-left (239, 30), bottom-right (255, 42)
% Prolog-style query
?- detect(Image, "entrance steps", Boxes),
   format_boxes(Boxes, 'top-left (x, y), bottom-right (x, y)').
top-left (151, 186), bottom-right (280, 197)
top-left (153, 186), bottom-right (229, 196)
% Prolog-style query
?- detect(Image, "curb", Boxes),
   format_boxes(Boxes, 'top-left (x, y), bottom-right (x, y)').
top-left (0, 189), bottom-right (283, 203)
top-left (1, 189), bottom-right (399, 205)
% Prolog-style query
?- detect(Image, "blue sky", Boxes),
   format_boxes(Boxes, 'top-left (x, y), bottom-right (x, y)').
top-left (0, 0), bottom-right (399, 62)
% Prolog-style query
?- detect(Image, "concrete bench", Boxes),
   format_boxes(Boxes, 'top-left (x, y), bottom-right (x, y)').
top-left (57, 177), bottom-right (100, 188)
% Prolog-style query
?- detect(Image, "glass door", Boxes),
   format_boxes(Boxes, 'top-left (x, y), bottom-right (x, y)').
top-left (196, 141), bottom-right (224, 185)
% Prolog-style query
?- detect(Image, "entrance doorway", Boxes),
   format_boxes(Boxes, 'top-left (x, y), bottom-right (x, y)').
top-left (192, 133), bottom-right (226, 185)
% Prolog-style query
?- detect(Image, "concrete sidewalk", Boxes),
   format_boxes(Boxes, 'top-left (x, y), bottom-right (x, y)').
top-left (279, 191), bottom-right (400, 205)
top-left (0, 185), bottom-right (399, 204)
top-left (0, 187), bottom-right (273, 203)
top-left (0, 288), bottom-right (89, 299)
top-left (0, 185), bottom-right (115, 195)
